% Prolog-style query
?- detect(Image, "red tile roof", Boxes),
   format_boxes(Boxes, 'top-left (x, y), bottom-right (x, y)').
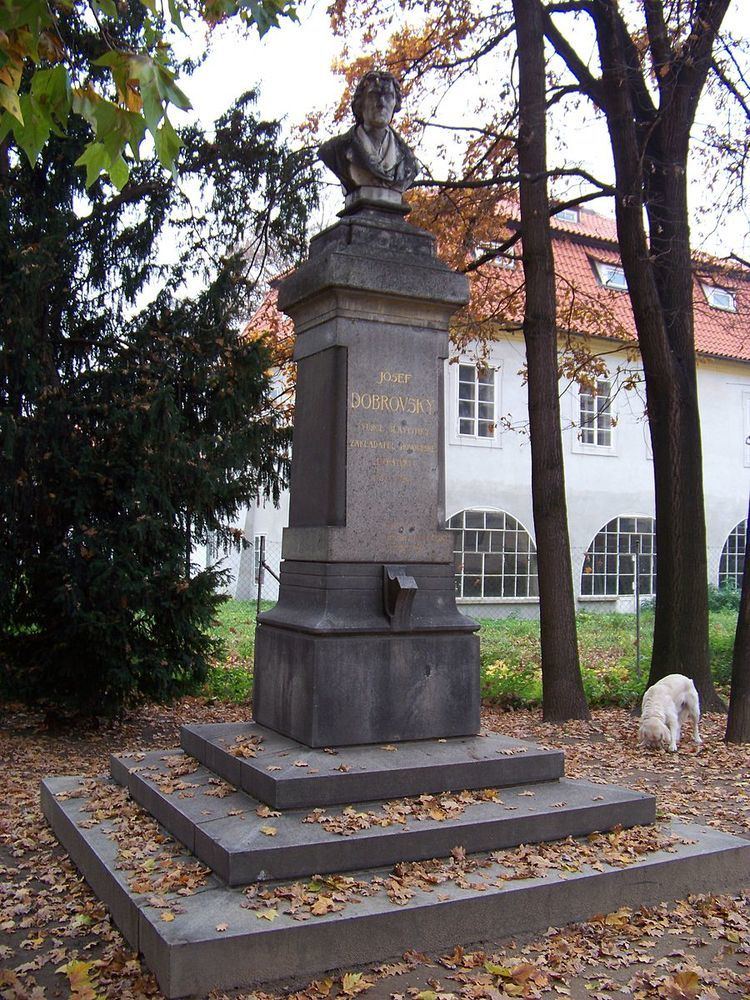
top-left (544, 207), bottom-right (750, 363)
top-left (247, 206), bottom-right (750, 365)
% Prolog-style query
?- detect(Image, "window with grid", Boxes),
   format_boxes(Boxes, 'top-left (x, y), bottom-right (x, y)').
top-left (458, 364), bottom-right (496, 438)
top-left (449, 510), bottom-right (538, 599)
top-left (580, 516), bottom-right (656, 596)
top-left (579, 379), bottom-right (613, 447)
top-left (719, 520), bottom-right (746, 590)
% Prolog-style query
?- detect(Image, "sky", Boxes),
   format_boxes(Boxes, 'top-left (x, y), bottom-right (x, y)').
top-left (174, 0), bottom-right (750, 260)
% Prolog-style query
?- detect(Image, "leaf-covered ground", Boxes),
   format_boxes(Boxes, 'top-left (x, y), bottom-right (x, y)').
top-left (1, 700), bottom-right (748, 1000)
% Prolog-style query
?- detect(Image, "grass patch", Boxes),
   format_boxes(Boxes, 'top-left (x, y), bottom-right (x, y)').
top-left (479, 608), bottom-right (737, 708)
top-left (201, 600), bottom-right (273, 704)
top-left (203, 601), bottom-right (739, 709)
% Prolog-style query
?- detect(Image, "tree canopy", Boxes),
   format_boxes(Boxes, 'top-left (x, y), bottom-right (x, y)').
top-left (0, 1), bottom-right (317, 714)
top-left (0, 0), bottom-right (298, 185)
top-left (318, 0), bottom-right (750, 713)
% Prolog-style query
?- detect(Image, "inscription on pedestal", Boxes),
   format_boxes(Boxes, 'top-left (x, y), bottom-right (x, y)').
top-left (347, 364), bottom-right (440, 559)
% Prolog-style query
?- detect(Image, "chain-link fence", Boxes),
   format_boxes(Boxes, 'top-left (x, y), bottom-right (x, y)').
top-left (234, 536), bottom-right (282, 605)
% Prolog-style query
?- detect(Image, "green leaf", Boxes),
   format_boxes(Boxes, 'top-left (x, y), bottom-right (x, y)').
top-left (243, 0), bottom-right (298, 37)
top-left (155, 63), bottom-right (191, 111)
top-left (108, 152), bottom-right (130, 190)
top-left (154, 116), bottom-right (181, 172)
top-left (0, 110), bottom-right (15, 143)
top-left (93, 99), bottom-right (146, 161)
top-left (75, 140), bottom-right (110, 187)
top-left (30, 65), bottom-right (71, 127)
top-left (91, 0), bottom-right (119, 16)
top-left (13, 93), bottom-right (51, 163)
top-left (166, 0), bottom-right (186, 32)
top-left (0, 82), bottom-right (23, 123)
top-left (128, 55), bottom-right (163, 133)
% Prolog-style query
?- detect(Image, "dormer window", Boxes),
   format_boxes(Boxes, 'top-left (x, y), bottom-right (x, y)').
top-left (702, 283), bottom-right (736, 312)
top-left (473, 243), bottom-right (516, 268)
top-left (594, 260), bottom-right (628, 291)
top-left (555, 207), bottom-right (579, 223)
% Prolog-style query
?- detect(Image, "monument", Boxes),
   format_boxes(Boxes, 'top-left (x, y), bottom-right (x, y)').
top-left (253, 68), bottom-right (480, 747)
top-left (40, 72), bottom-right (750, 1000)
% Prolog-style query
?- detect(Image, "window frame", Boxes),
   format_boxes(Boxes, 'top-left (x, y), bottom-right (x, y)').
top-left (701, 282), bottom-right (737, 312)
top-left (472, 242), bottom-right (516, 268)
top-left (719, 520), bottom-right (746, 590)
top-left (450, 359), bottom-right (502, 449)
top-left (572, 378), bottom-right (616, 455)
top-left (580, 515), bottom-right (657, 598)
top-left (555, 207), bottom-right (580, 223)
top-left (449, 508), bottom-right (539, 602)
top-left (593, 259), bottom-right (628, 291)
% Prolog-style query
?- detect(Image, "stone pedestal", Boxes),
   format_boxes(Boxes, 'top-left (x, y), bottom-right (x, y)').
top-left (253, 207), bottom-right (479, 746)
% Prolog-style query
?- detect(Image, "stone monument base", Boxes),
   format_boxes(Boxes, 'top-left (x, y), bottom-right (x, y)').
top-left (254, 560), bottom-right (480, 747)
top-left (41, 723), bottom-right (750, 998)
top-left (253, 626), bottom-right (479, 747)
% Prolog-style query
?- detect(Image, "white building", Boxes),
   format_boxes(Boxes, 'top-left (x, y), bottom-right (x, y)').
top-left (210, 208), bottom-right (750, 617)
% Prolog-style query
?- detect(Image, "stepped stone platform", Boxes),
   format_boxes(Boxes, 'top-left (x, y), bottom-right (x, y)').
top-left (110, 747), bottom-right (654, 884)
top-left (41, 722), bottom-right (750, 998)
top-left (179, 721), bottom-right (565, 808)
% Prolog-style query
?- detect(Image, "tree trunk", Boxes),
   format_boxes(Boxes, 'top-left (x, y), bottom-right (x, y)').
top-left (513, 0), bottom-right (589, 721)
top-left (588, 0), bottom-right (723, 710)
top-left (726, 495), bottom-right (750, 742)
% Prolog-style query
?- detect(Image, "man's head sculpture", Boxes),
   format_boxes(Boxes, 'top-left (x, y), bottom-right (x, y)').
top-left (319, 70), bottom-right (420, 199)
top-left (350, 70), bottom-right (403, 125)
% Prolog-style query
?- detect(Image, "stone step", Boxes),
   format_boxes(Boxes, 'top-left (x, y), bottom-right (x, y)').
top-left (41, 774), bottom-right (750, 1000)
top-left (179, 721), bottom-right (565, 810)
top-left (110, 748), bottom-right (656, 885)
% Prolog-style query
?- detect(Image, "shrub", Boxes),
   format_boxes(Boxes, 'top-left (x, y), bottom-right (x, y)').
top-left (707, 584), bottom-right (741, 612)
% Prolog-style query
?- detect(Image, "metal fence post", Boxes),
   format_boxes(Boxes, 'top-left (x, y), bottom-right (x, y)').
top-left (256, 535), bottom-right (265, 618)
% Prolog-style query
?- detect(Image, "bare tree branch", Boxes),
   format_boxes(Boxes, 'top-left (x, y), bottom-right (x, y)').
top-left (711, 57), bottom-right (750, 120)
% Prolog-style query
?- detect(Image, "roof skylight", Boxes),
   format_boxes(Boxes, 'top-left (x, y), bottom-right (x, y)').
top-left (594, 260), bottom-right (628, 291)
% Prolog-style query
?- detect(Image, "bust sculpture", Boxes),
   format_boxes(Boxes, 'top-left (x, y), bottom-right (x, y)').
top-left (319, 70), bottom-right (420, 198)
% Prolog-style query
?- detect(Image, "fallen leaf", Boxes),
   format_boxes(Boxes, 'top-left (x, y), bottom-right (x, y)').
top-left (260, 825), bottom-right (278, 836)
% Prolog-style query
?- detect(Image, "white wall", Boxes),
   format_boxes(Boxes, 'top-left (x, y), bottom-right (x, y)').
top-left (216, 335), bottom-right (750, 616)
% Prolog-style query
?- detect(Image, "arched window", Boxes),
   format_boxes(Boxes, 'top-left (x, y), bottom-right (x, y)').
top-left (448, 510), bottom-right (538, 599)
top-left (719, 520), bottom-right (746, 589)
top-left (581, 515), bottom-right (656, 597)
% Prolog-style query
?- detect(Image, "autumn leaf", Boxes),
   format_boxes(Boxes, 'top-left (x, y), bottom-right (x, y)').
top-left (260, 825), bottom-right (278, 836)
top-left (216, 922), bottom-right (228, 931)
top-left (340, 972), bottom-right (374, 995)
top-left (310, 895), bottom-right (336, 916)
top-left (161, 911), bottom-right (175, 922)
top-left (57, 959), bottom-right (101, 999)
top-left (255, 908), bottom-right (278, 921)
top-left (485, 961), bottom-right (513, 977)
top-left (256, 804), bottom-right (281, 818)
top-left (662, 969), bottom-right (701, 999)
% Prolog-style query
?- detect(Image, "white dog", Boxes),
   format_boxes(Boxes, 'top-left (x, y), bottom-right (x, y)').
top-left (638, 674), bottom-right (702, 752)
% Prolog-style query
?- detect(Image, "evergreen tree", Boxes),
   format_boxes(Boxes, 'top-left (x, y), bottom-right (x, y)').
top-left (0, 7), bottom-right (317, 716)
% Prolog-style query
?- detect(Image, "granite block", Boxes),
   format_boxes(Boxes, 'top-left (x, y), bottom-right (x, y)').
top-left (180, 722), bottom-right (565, 809)
top-left (41, 777), bottom-right (750, 999)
